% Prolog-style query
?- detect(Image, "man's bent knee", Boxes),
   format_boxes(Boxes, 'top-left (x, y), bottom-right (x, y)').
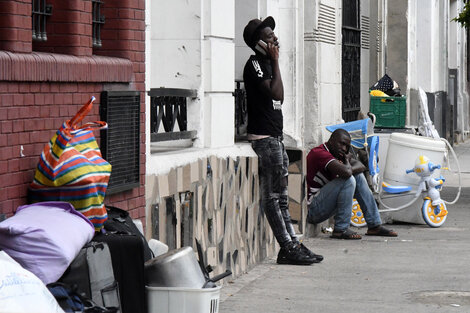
top-left (343, 175), bottom-right (356, 189)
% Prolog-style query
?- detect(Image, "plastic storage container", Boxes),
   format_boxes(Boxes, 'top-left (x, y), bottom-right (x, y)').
top-left (146, 285), bottom-right (221, 313)
top-left (370, 96), bottom-right (406, 128)
top-left (381, 133), bottom-right (446, 224)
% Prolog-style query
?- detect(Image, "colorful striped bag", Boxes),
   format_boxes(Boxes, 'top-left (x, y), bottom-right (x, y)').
top-left (29, 97), bottom-right (112, 231)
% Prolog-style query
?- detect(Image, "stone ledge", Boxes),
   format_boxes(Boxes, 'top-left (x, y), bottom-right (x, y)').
top-left (0, 51), bottom-right (133, 82)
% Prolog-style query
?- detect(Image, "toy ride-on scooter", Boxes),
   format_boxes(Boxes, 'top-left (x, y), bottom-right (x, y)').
top-left (405, 155), bottom-right (447, 227)
top-left (378, 155), bottom-right (447, 227)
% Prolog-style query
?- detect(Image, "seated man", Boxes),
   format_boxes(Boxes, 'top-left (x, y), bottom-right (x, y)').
top-left (306, 128), bottom-right (397, 239)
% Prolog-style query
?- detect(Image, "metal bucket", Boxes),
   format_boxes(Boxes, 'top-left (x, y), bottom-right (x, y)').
top-left (145, 246), bottom-right (206, 288)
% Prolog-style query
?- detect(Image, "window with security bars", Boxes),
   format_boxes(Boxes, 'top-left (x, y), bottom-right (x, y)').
top-left (92, 0), bottom-right (105, 48)
top-left (341, 0), bottom-right (361, 122)
top-left (148, 88), bottom-right (197, 142)
top-left (100, 91), bottom-right (140, 194)
top-left (234, 80), bottom-right (247, 141)
top-left (32, 0), bottom-right (52, 41)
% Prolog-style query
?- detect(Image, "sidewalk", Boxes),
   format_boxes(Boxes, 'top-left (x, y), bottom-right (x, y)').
top-left (219, 140), bottom-right (470, 313)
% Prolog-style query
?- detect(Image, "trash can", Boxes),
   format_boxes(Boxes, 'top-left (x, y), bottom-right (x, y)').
top-left (370, 96), bottom-right (406, 128)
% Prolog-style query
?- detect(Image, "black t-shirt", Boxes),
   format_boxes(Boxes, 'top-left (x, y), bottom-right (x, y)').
top-left (243, 55), bottom-right (283, 137)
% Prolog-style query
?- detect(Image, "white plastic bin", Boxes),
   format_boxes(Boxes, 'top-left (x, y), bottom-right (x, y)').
top-left (383, 133), bottom-right (446, 185)
top-left (146, 285), bottom-right (221, 313)
top-left (381, 133), bottom-right (447, 224)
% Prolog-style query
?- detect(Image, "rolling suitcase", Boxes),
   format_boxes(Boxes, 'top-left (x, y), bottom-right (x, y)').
top-left (93, 231), bottom-right (146, 313)
top-left (103, 205), bottom-right (153, 262)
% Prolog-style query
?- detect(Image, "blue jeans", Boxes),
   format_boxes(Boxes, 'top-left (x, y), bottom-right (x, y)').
top-left (307, 173), bottom-right (382, 232)
top-left (251, 137), bottom-right (297, 248)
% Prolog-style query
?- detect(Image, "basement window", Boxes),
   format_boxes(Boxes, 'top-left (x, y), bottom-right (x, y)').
top-left (32, 0), bottom-right (52, 41)
top-left (100, 91), bottom-right (141, 194)
top-left (92, 0), bottom-right (105, 48)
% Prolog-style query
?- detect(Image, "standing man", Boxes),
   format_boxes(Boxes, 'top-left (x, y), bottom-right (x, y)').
top-left (243, 17), bottom-right (322, 265)
top-left (306, 129), bottom-right (398, 239)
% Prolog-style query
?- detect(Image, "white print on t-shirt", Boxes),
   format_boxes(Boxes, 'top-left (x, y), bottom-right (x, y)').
top-left (273, 100), bottom-right (282, 110)
top-left (252, 60), bottom-right (263, 78)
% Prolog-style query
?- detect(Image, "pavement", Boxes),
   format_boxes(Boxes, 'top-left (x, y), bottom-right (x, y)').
top-left (219, 140), bottom-right (470, 313)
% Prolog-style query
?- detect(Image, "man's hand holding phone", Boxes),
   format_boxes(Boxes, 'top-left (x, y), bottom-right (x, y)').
top-left (255, 40), bottom-right (268, 55)
top-left (255, 40), bottom-right (279, 60)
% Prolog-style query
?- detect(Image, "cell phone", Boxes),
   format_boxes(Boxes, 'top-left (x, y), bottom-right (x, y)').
top-left (255, 40), bottom-right (268, 55)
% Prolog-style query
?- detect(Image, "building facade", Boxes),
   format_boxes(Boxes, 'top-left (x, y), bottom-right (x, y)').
top-left (0, 0), bottom-right (147, 224)
top-left (145, 0), bottom-right (469, 281)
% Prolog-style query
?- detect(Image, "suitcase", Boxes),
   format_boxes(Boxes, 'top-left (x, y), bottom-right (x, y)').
top-left (104, 206), bottom-right (153, 262)
top-left (59, 242), bottom-right (121, 312)
top-left (93, 232), bottom-right (146, 313)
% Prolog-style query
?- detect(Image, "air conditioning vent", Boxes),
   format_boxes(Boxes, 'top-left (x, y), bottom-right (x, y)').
top-left (100, 90), bottom-right (140, 194)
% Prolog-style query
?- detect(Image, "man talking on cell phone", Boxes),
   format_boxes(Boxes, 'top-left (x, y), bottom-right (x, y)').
top-left (243, 17), bottom-right (322, 265)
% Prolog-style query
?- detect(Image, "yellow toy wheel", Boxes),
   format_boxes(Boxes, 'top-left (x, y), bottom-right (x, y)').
top-left (350, 199), bottom-right (367, 227)
top-left (422, 199), bottom-right (447, 227)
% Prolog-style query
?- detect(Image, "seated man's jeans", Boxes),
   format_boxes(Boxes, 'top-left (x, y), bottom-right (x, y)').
top-left (307, 173), bottom-right (382, 232)
top-left (251, 137), bottom-right (297, 248)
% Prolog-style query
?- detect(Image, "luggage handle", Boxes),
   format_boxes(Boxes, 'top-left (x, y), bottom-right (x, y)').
top-left (85, 241), bottom-right (105, 252)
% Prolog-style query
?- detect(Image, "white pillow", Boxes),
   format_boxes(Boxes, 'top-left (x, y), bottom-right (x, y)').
top-left (0, 251), bottom-right (65, 313)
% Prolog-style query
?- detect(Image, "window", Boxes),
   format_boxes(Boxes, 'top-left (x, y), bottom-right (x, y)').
top-left (234, 80), bottom-right (247, 141)
top-left (32, 0), bottom-right (52, 41)
top-left (149, 88), bottom-right (197, 142)
top-left (92, 0), bottom-right (105, 48)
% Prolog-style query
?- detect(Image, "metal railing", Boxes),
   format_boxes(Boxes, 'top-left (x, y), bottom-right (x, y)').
top-left (149, 88), bottom-right (197, 142)
top-left (234, 80), bottom-right (248, 141)
top-left (32, 0), bottom-right (52, 41)
top-left (92, 0), bottom-right (105, 48)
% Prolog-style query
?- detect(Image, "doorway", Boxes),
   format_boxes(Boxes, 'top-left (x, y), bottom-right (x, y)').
top-left (342, 0), bottom-right (361, 122)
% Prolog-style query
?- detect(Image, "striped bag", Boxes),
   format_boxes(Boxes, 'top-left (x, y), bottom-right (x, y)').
top-left (29, 97), bottom-right (112, 231)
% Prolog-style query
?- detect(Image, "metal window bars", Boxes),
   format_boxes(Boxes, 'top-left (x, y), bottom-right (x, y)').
top-left (32, 0), bottom-right (52, 42)
top-left (149, 88), bottom-right (197, 142)
top-left (234, 80), bottom-right (248, 141)
top-left (92, 0), bottom-right (105, 48)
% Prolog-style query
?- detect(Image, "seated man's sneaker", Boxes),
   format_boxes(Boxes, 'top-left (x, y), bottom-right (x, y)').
top-left (277, 244), bottom-right (316, 265)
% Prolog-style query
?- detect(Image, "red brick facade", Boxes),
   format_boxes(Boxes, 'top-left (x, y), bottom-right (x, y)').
top-left (0, 0), bottom-right (146, 225)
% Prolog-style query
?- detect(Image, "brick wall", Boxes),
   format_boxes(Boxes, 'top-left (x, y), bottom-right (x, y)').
top-left (0, 0), bottom-right (146, 227)
top-left (0, 0), bottom-right (32, 53)
top-left (33, 0), bottom-right (93, 56)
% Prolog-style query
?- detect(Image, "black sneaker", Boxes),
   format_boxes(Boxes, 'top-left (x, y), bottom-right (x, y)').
top-left (277, 244), bottom-right (315, 265)
top-left (298, 242), bottom-right (323, 263)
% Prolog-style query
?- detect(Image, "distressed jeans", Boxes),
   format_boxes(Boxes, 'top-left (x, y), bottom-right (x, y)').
top-left (251, 137), bottom-right (297, 248)
top-left (307, 173), bottom-right (382, 232)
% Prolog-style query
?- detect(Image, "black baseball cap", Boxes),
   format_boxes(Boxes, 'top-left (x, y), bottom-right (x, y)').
top-left (243, 16), bottom-right (275, 48)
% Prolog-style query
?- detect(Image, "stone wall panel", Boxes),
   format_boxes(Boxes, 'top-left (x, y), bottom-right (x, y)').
top-left (148, 154), bottom-right (275, 280)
